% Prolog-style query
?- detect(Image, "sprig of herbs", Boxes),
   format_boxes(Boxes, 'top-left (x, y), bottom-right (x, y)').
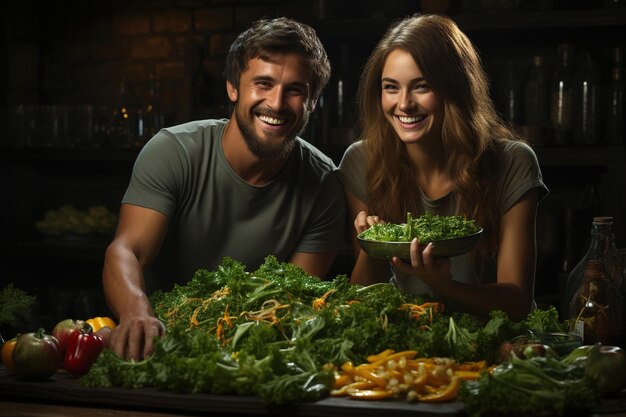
top-left (359, 212), bottom-right (479, 242)
top-left (0, 283), bottom-right (37, 329)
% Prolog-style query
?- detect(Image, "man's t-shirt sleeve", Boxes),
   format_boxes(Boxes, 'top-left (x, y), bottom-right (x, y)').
top-left (122, 130), bottom-right (186, 217)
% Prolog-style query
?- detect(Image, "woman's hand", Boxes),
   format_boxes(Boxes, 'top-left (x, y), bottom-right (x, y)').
top-left (354, 210), bottom-right (384, 234)
top-left (391, 238), bottom-right (452, 292)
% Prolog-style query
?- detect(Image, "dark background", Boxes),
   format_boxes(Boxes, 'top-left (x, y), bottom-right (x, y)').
top-left (1, 0), bottom-right (625, 333)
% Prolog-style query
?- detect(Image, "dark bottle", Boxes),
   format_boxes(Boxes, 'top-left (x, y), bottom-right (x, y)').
top-left (573, 50), bottom-right (601, 146)
top-left (523, 55), bottom-right (549, 146)
top-left (562, 216), bottom-right (616, 319)
top-left (142, 74), bottom-right (164, 145)
top-left (606, 47), bottom-right (625, 146)
top-left (568, 259), bottom-right (623, 345)
top-left (109, 79), bottom-right (133, 148)
top-left (550, 43), bottom-right (575, 146)
top-left (559, 208), bottom-right (576, 274)
top-left (498, 58), bottom-right (523, 127)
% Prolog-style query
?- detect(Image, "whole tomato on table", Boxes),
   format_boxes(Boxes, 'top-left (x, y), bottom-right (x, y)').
top-left (13, 328), bottom-right (63, 380)
top-left (52, 318), bottom-right (90, 356)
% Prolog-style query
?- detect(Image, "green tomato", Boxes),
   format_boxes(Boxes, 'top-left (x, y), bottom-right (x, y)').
top-left (562, 344), bottom-right (594, 365)
top-left (584, 345), bottom-right (626, 395)
top-left (13, 328), bottom-right (63, 380)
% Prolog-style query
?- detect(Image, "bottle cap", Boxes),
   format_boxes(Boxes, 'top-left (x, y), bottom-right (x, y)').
top-left (593, 216), bottom-right (614, 223)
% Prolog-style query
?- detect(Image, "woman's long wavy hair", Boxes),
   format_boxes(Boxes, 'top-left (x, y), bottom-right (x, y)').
top-left (358, 14), bottom-right (523, 274)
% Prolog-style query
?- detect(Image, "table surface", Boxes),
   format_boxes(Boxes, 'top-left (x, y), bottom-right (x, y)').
top-left (2, 367), bottom-right (626, 417)
top-left (0, 367), bottom-right (464, 417)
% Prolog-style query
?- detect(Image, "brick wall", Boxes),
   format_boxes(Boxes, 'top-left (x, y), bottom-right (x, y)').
top-left (3, 0), bottom-right (328, 126)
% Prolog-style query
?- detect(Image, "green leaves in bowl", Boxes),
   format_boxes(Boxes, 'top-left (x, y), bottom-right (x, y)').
top-left (357, 213), bottom-right (482, 260)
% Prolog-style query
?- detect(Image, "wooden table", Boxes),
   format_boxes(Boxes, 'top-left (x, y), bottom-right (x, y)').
top-left (2, 367), bottom-right (626, 417)
top-left (0, 368), bottom-right (464, 417)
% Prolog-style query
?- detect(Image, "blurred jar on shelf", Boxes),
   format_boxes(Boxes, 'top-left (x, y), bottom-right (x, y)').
top-left (572, 49), bottom-right (601, 147)
top-left (606, 46), bottom-right (624, 146)
top-left (522, 54), bottom-right (550, 147)
top-left (550, 43), bottom-right (575, 147)
top-left (140, 74), bottom-right (164, 145)
top-left (7, 104), bottom-right (38, 147)
top-left (108, 79), bottom-right (135, 148)
top-left (37, 105), bottom-right (70, 148)
top-left (497, 58), bottom-right (523, 129)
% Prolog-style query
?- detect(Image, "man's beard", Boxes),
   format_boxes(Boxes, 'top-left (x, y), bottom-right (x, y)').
top-left (234, 103), bottom-right (309, 160)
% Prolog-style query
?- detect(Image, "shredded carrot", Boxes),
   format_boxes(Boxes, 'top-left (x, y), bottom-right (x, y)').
top-left (399, 302), bottom-right (444, 324)
top-left (190, 306), bottom-right (201, 327)
top-left (312, 289), bottom-right (336, 310)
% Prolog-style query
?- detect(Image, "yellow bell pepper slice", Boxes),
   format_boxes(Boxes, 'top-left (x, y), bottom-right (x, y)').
top-left (355, 367), bottom-right (388, 387)
top-left (369, 350), bottom-right (417, 368)
top-left (334, 373), bottom-right (353, 389)
top-left (367, 349), bottom-right (395, 363)
top-left (417, 375), bottom-right (460, 402)
top-left (348, 389), bottom-right (395, 400)
top-left (330, 380), bottom-right (376, 397)
top-left (86, 316), bottom-right (117, 332)
top-left (454, 370), bottom-right (481, 380)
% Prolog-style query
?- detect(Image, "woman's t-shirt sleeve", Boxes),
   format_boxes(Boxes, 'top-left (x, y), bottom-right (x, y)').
top-left (499, 141), bottom-right (549, 214)
top-left (337, 141), bottom-right (368, 203)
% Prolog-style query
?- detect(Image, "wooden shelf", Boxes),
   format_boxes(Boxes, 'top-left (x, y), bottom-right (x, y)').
top-left (453, 8), bottom-right (626, 31)
top-left (2, 236), bottom-right (111, 262)
top-left (536, 146), bottom-right (626, 166)
top-left (314, 8), bottom-right (626, 39)
top-left (0, 146), bottom-right (141, 163)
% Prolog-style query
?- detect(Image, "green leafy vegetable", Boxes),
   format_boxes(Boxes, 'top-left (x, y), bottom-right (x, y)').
top-left (524, 305), bottom-right (565, 334)
top-left (79, 256), bottom-right (575, 407)
top-left (0, 283), bottom-right (37, 329)
top-left (460, 354), bottom-right (599, 416)
top-left (359, 212), bottom-right (479, 242)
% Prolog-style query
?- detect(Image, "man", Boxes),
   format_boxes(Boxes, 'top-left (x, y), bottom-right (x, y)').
top-left (102, 17), bottom-right (346, 360)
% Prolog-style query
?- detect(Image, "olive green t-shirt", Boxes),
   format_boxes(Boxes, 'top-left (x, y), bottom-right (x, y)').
top-left (122, 119), bottom-right (347, 292)
top-left (338, 139), bottom-right (548, 294)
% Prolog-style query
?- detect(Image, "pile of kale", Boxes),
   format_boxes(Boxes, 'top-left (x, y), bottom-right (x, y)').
top-left (80, 256), bottom-right (577, 408)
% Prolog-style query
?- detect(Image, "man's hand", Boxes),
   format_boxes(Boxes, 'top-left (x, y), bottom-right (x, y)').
top-left (106, 315), bottom-right (166, 361)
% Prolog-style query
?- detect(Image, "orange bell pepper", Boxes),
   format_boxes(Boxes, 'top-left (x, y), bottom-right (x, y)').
top-left (1, 336), bottom-right (18, 374)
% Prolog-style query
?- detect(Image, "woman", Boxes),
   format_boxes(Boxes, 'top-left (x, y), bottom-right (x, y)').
top-left (338, 14), bottom-right (548, 321)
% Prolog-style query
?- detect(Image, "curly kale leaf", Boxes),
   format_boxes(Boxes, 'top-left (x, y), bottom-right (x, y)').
top-left (360, 212), bottom-right (479, 242)
top-left (525, 305), bottom-right (566, 334)
top-left (474, 310), bottom-right (525, 364)
top-left (460, 355), bottom-right (599, 417)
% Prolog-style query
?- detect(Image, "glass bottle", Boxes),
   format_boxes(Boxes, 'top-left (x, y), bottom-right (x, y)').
top-left (562, 216), bottom-right (616, 319)
top-left (142, 74), bottom-right (164, 145)
top-left (500, 58), bottom-right (523, 128)
top-left (573, 50), bottom-right (601, 146)
top-left (550, 43), bottom-right (575, 147)
top-left (606, 47), bottom-right (624, 146)
top-left (568, 259), bottom-right (623, 345)
top-left (523, 54), bottom-right (549, 146)
top-left (109, 79), bottom-right (133, 148)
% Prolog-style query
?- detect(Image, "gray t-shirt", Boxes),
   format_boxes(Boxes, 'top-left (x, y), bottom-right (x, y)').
top-left (123, 119), bottom-right (347, 292)
top-left (338, 139), bottom-right (548, 295)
